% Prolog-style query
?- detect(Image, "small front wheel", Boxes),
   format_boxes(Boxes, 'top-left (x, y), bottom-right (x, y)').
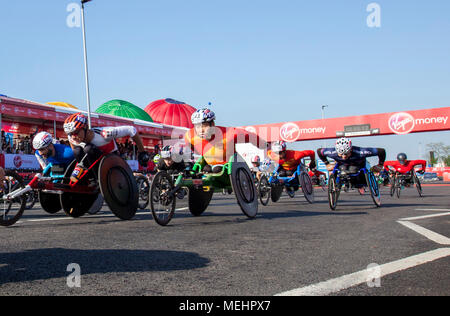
top-left (150, 171), bottom-right (176, 226)
top-left (328, 174), bottom-right (339, 210)
top-left (0, 171), bottom-right (27, 227)
top-left (258, 175), bottom-right (271, 206)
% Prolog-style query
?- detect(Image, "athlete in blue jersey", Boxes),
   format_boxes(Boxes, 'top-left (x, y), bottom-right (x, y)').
top-left (317, 138), bottom-right (386, 192)
top-left (33, 132), bottom-right (74, 170)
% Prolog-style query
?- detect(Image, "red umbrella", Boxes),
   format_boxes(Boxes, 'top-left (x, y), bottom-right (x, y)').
top-left (144, 98), bottom-right (197, 129)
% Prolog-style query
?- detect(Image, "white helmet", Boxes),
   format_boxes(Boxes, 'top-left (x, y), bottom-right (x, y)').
top-left (33, 132), bottom-right (53, 150)
top-left (191, 108), bottom-right (216, 125)
top-left (160, 145), bottom-right (173, 159)
top-left (271, 141), bottom-right (287, 153)
top-left (335, 137), bottom-right (352, 155)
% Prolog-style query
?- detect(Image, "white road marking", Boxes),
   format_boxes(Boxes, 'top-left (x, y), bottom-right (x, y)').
top-left (276, 248), bottom-right (450, 296)
top-left (415, 209), bottom-right (450, 212)
top-left (399, 212), bottom-right (450, 221)
top-left (397, 221), bottom-right (450, 245)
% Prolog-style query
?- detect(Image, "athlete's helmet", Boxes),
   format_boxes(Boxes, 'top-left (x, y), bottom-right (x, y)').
top-left (191, 108), bottom-right (216, 125)
top-left (33, 132), bottom-right (53, 150)
top-left (335, 138), bottom-right (352, 155)
top-left (271, 141), bottom-right (287, 153)
top-left (397, 153), bottom-right (407, 165)
top-left (251, 155), bottom-right (261, 163)
top-left (160, 145), bottom-right (174, 159)
top-left (64, 112), bottom-right (88, 134)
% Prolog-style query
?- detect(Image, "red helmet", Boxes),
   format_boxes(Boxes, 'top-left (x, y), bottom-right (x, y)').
top-left (64, 113), bottom-right (88, 134)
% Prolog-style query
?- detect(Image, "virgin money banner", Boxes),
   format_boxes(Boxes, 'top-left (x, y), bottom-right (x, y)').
top-left (240, 107), bottom-right (450, 142)
top-left (4, 154), bottom-right (40, 170)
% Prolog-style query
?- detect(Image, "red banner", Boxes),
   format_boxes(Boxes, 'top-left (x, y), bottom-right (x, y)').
top-left (240, 107), bottom-right (450, 142)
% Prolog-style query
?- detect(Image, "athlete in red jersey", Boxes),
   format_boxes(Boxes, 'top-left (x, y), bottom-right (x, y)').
top-left (64, 113), bottom-right (149, 182)
top-left (267, 141), bottom-right (316, 177)
top-left (185, 108), bottom-right (265, 173)
top-left (384, 153), bottom-right (426, 174)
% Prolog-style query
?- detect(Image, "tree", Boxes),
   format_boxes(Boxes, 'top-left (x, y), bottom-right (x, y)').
top-left (426, 142), bottom-right (450, 166)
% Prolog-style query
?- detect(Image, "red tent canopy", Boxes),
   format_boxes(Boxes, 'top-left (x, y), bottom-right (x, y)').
top-left (145, 98), bottom-right (197, 129)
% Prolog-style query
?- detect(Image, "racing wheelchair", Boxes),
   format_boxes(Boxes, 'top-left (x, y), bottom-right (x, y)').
top-left (257, 162), bottom-right (314, 206)
top-left (327, 164), bottom-right (381, 210)
top-left (1, 152), bottom-right (139, 226)
top-left (387, 166), bottom-right (423, 198)
top-left (149, 154), bottom-right (258, 226)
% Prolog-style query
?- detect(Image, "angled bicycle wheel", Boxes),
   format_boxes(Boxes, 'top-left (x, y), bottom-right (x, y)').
top-left (413, 171), bottom-right (423, 197)
top-left (366, 171), bottom-right (381, 207)
top-left (258, 175), bottom-right (271, 206)
top-left (299, 172), bottom-right (314, 204)
top-left (328, 173), bottom-right (339, 210)
top-left (150, 171), bottom-right (176, 226)
top-left (0, 170), bottom-right (26, 227)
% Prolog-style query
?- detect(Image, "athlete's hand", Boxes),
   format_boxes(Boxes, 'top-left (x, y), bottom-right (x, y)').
top-left (326, 164), bottom-right (334, 172)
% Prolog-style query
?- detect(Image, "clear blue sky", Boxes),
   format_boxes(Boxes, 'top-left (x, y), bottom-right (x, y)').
top-left (1, 0), bottom-right (449, 159)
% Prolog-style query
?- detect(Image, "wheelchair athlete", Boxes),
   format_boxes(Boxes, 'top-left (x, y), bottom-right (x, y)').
top-left (156, 145), bottom-right (192, 174)
top-left (184, 108), bottom-right (265, 174)
top-left (268, 141), bottom-right (316, 177)
top-left (317, 137), bottom-right (386, 194)
top-left (384, 153), bottom-right (426, 186)
top-left (63, 113), bottom-right (150, 182)
top-left (33, 131), bottom-right (74, 171)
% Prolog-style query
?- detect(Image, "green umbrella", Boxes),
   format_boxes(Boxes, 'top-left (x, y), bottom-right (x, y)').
top-left (95, 99), bottom-right (153, 122)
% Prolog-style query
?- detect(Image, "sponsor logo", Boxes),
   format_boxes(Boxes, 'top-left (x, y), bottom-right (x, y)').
top-left (13, 156), bottom-right (22, 168)
top-left (389, 112), bottom-right (448, 135)
top-left (280, 123), bottom-right (301, 142)
top-left (388, 112), bottom-right (415, 135)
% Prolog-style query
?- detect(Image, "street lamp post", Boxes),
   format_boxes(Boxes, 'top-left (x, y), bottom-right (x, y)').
top-left (81, 0), bottom-right (92, 128)
top-left (321, 105), bottom-right (328, 148)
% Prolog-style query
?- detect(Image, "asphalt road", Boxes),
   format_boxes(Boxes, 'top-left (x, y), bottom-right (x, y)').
top-left (0, 184), bottom-right (449, 296)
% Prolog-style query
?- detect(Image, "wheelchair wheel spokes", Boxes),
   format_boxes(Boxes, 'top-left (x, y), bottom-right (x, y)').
top-left (136, 176), bottom-right (150, 210)
top-left (328, 174), bottom-right (339, 210)
top-left (414, 172), bottom-right (423, 197)
top-left (299, 172), bottom-right (314, 204)
top-left (0, 171), bottom-right (26, 227)
top-left (150, 172), bottom-right (175, 226)
top-left (258, 175), bottom-right (271, 206)
top-left (366, 172), bottom-right (381, 207)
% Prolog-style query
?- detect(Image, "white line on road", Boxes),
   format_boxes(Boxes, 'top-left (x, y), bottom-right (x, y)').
top-left (276, 248), bottom-right (450, 296)
top-left (415, 209), bottom-right (450, 212)
top-left (398, 221), bottom-right (450, 245)
top-left (399, 212), bottom-right (450, 221)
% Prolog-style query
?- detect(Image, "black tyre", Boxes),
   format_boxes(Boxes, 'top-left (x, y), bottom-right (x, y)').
top-left (389, 175), bottom-right (396, 197)
top-left (271, 184), bottom-right (283, 203)
top-left (396, 177), bottom-right (401, 199)
top-left (39, 191), bottom-right (62, 214)
top-left (136, 175), bottom-right (150, 210)
top-left (188, 187), bottom-right (214, 216)
top-left (299, 172), bottom-right (314, 204)
top-left (0, 170), bottom-right (26, 227)
top-left (99, 154), bottom-right (138, 220)
top-left (413, 171), bottom-right (423, 197)
top-left (61, 160), bottom-right (96, 218)
top-left (366, 172), bottom-right (381, 207)
top-left (150, 171), bottom-right (176, 226)
top-left (230, 157), bottom-right (258, 218)
top-left (258, 175), bottom-right (271, 206)
top-left (328, 174), bottom-right (339, 210)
